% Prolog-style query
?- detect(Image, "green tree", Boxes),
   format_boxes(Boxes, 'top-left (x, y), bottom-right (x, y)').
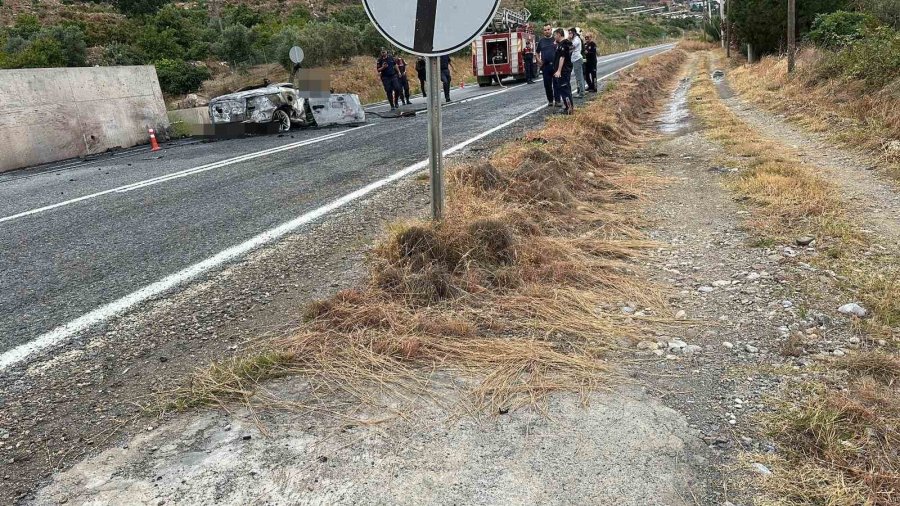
top-left (730, 0), bottom-right (848, 54)
top-left (525, 0), bottom-right (556, 22)
top-left (853, 0), bottom-right (900, 29)
top-left (154, 58), bottom-right (210, 94)
top-left (215, 23), bottom-right (255, 65)
top-left (808, 10), bottom-right (876, 48)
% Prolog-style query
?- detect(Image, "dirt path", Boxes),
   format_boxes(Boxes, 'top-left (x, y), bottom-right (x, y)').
top-left (721, 86), bottom-right (900, 247)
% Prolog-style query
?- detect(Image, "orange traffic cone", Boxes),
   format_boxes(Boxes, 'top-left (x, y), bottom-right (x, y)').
top-left (148, 128), bottom-right (161, 152)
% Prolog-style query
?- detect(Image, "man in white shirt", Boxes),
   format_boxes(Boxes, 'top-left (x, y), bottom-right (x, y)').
top-left (568, 27), bottom-right (586, 98)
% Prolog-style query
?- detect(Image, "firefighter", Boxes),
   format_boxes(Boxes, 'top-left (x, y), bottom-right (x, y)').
top-left (415, 56), bottom-right (427, 98)
top-left (523, 41), bottom-right (535, 84)
top-left (535, 24), bottom-right (560, 108)
top-left (440, 54), bottom-right (454, 103)
top-left (584, 32), bottom-right (599, 93)
top-left (395, 54), bottom-right (412, 105)
top-left (376, 48), bottom-right (401, 111)
top-left (552, 28), bottom-right (575, 114)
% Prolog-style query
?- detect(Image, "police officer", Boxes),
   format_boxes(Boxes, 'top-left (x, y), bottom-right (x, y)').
top-left (523, 41), bottom-right (535, 84)
top-left (415, 57), bottom-right (427, 98)
top-left (395, 54), bottom-right (412, 105)
top-left (440, 54), bottom-right (454, 103)
top-left (535, 24), bottom-right (560, 107)
top-left (376, 48), bottom-right (401, 111)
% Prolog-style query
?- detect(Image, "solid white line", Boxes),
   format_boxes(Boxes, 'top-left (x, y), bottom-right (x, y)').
top-left (0, 104), bottom-right (548, 371)
top-left (0, 126), bottom-right (373, 225)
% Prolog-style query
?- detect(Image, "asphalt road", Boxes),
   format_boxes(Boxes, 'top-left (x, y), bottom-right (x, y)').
top-left (0, 44), bottom-right (674, 368)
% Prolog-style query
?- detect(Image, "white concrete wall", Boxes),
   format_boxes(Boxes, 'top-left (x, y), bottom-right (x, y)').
top-left (0, 66), bottom-right (169, 173)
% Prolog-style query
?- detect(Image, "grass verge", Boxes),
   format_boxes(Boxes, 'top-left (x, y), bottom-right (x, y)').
top-left (166, 49), bottom-right (689, 417)
top-left (688, 49), bottom-right (900, 505)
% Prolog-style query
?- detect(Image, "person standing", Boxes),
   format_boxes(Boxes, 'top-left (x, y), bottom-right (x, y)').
top-left (523, 41), bottom-right (535, 84)
top-left (569, 27), bottom-right (586, 98)
top-left (584, 33), bottom-right (598, 93)
top-left (415, 56), bottom-right (427, 98)
top-left (535, 24), bottom-right (560, 108)
top-left (376, 48), bottom-right (401, 111)
top-left (395, 54), bottom-right (412, 105)
top-left (552, 28), bottom-right (574, 114)
top-left (440, 54), bottom-right (454, 103)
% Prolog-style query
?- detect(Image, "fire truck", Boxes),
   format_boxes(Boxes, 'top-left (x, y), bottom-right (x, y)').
top-left (471, 8), bottom-right (535, 87)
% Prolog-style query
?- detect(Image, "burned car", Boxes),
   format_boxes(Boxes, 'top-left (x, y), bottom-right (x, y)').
top-left (208, 83), bottom-right (365, 132)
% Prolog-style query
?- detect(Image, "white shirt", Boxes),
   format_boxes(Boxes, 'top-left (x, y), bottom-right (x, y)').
top-left (570, 35), bottom-right (584, 62)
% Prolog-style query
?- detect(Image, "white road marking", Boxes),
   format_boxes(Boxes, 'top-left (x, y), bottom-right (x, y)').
top-left (0, 103), bottom-right (549, 371)
top-left (0, 126), bottom-right (374, 225)
top-left (0, 55), bottom-right (661, 370)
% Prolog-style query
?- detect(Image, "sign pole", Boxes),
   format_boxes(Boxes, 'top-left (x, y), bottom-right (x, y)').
top-left (425, 56), bottom-right (444, 220)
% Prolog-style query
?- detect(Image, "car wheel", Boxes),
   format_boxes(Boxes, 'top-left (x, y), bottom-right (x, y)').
top-left (273, 109), bottom-right (291, 132)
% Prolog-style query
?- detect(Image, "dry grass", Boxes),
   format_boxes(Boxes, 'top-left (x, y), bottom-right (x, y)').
top-left (688, 53), bottom-right (853, 245)
top-left (168, 50), bottom-right (689, 416)
top-left (727, 47), bottom-right (900, 179)
top-left (689, 52), bottom-right (900, 506)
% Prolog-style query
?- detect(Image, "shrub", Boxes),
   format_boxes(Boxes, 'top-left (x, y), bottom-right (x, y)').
top-left (819, 25), bottom-right (900, 87)
top-left (154, 58), bottom-right (210, 94)
top-left (808, 10), bottom-right (876, 48)
top-left (215, 23), bottom-right (256, 66)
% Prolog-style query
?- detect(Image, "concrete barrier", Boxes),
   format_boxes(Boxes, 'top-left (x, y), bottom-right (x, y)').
top-left (0, 65), bottom-right (169, 173)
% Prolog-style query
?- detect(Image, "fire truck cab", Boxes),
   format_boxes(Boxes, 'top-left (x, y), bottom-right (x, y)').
top-left (472, 8), bottom-right (535, 87)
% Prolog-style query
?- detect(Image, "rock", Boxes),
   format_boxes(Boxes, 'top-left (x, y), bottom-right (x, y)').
top-left (622, 306), bottom-right (636, 315)
top-left (698, 286), bottom-right (715, 293)
top-left (668, 339), bottom-right (688, 351)
top-left (712, 280), bottom-right (731, 287)
top-left (683, 344), bottom-right (703, 355)
top-left (722, 341), bottom-right (734, 349)
top-left (317, 456), bottom-right (328, 463)
top-left (838, 303), bottom-right (867, 318)
top-left (637, 340), bottom-right (660, 350)
top-left (751, 462), bottom-right (773, 476)
top-left (665, 354), bottom-right (679, 360)
top-left (179, 93), bottom-right (208, 108)
top-left (745, 344), bottom-right (760, 353)
top-left (746, 272), bottom-right (761, 281)
top-left (848, 337), bottom-right (861, 345)
top-left (796, 236), bottom-right (815, 247)
top-left (833, 349), bottom-right (846, 357)
top-left (675, 310), bottom-right (687, 320)
top-left (782, 300), bottom-right (793, 309)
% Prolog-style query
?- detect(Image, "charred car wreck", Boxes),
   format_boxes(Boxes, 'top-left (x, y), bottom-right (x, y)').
top-left (208, 83), bottom-right (365, 134)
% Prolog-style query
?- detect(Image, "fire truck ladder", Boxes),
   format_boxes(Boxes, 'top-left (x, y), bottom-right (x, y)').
top-left (490, 7), bottom-right (531, 31)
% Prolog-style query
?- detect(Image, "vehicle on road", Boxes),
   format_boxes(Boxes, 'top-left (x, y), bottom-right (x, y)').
top-left (472, 7), bottom-right (535, 87)
top-left (209, 83), bottom-right (365, 132)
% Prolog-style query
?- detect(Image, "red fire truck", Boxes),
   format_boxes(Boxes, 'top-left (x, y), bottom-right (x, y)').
top-left (471, 8), bottom-right (535, 87)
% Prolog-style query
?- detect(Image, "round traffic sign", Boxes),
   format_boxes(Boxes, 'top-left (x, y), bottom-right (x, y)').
top-left (363, 0), bottom-right (501, 56)
top-left (289, 46), bottom-right (305, 65)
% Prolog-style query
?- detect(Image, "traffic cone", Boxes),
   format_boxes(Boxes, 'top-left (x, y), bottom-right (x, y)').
top-left (148, 128), bottom-right (161, 152)
top-left (459, 80), bottom-right (465, 89)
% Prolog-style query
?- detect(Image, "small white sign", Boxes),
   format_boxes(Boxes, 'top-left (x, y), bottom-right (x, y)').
top-left (363, 0), bottom-right (502, 56)
top-left (289, 46), bottom-right (305, 65)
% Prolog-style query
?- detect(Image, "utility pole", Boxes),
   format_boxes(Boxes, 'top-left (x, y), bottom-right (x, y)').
top-left (787, 0), bottom-right (796, 72)
top-left (725, 0), bottom-right (731, 58)
top-left (719, 0), bottom-right (725, 48)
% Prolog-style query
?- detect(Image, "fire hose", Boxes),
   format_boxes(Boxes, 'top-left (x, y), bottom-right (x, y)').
top-left (489, 55), bottom-right (506, 88)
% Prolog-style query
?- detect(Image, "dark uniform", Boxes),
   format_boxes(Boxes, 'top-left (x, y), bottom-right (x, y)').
top-left (415, 57), bottom-right (427, 98)
top-left (377, 53), bottom-right (402, 110)
top-left (536, 36), bottom-right (559, 106)
top-left (440, 55), bottom-right (452, 103)
top-left (553, 37), bottom-right (574, 113)
top-left (395, 56), bottom-right (411, 105)
top-left (523, 43), bottom-right (535, 84)
top-left (584, 40), bottom-right (598, 92)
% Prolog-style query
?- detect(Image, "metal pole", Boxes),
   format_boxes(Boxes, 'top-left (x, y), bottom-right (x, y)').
top-left (425, 56), bottom-right (444, 221)
top-left (719, 0), bottom-right (725, 48)
top-left (787, 0), bottom-right (796, 73)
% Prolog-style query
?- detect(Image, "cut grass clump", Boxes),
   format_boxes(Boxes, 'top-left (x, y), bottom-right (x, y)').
top-left (173, 50), bottom-right (688, 414)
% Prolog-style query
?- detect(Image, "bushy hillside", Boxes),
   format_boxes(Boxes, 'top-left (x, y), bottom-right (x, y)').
top-left (0, 0), bottom-right (692, 97)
